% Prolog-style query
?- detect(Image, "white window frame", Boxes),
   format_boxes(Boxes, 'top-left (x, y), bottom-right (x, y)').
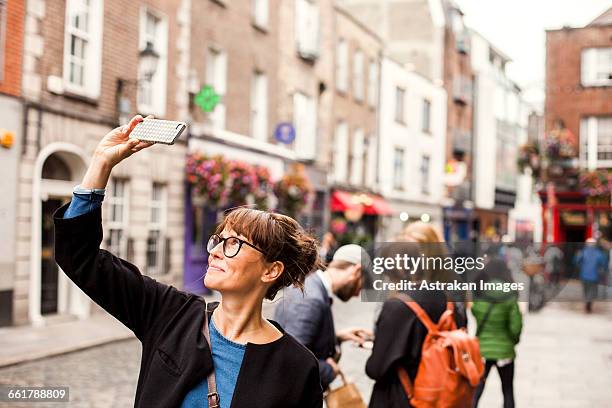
top-left (250, 71), bottom-right (268, 142)
top-left (137, 7), bottom-right (168, 116)
top-left (333, 121), bottom-right (349, 183)
top-left (252, 0), bottom-right (269, 30)
top-left (581, 116), bottom-right (612, 170)
top-left (295, 0), bottom-right (319, 59)
top-left (147, 182), bottom-right (167, 275)
top-left (62, 0), bottom-right (103, 98)
top-left (422, 99), bottom-right (431, 133)
top-left (350, 128), bottom-right (364, 185)
top-left (367, 59), bottom-right (378, 108)
top-left (421, 155), bottom-right (431, 195)
top-left (293, 91), bottom-right (317, 160)
top-left (581, 48), bottom-right (612, 87)
top-left (395, 87), bottom-right (405, 124)
top-left (353, 49), bottom-right (364, 101)
top-left (107, 178), bottom-right (129, 258)
top-left (336, 39), bottom-right (348, 92)
top-left (206, 47), bottom-right (228, 130)
top-left (393, 147), bottom-right (405, 191)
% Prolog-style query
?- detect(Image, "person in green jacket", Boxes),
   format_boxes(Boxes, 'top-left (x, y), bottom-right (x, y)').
top-left (472, 257), bottom-right (523, 408)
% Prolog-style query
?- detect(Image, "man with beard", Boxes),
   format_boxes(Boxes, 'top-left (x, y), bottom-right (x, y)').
top-left (274, 244), bottom-right (372, 389)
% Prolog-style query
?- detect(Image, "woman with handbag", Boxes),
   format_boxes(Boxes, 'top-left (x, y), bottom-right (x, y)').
top-left (53, 115), bottom-right (323, 407)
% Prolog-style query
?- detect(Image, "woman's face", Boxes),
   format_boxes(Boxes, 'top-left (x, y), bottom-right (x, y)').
top-left (204, 228), bottom-right (269, 296)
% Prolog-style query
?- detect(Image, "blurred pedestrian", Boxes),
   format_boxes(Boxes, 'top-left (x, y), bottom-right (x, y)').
top-left (366, 224), bottom-right (470, 408)
top-left (53, 116), bottom-right (323, 408)
top-left (274, 244), bottom-right (373, 390)
top-left (472, 257), bottom-right (523, 408)
top-left (574, 238), bottom-right (607, 313)
top-left (319, 231), bottom-right (338, 265)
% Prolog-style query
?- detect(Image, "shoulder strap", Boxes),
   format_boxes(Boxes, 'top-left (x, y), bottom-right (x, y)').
top-left (402, 301), bottom-right (437, 333)
top-left (476, 303), bottom-right (495, 337)
top-left (397, 366), bottom-right (414, 401)
top-left (203, 305), bottom-right (220, 408)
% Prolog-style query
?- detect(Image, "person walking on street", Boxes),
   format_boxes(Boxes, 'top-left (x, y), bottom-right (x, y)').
top-left (274, 244), bottom-right (373, 390)
top-left (366, 224), bottom-right (468, 408)
top-left (53, 115), bottom-right (323, 407)
top-left (574, 238), bottom-right (607, 313)
top-left (472, 258), bottom-right (523, 408)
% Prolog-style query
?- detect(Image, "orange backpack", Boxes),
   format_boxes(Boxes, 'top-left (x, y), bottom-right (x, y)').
top-left (397, 301), bottom-right (484, 408)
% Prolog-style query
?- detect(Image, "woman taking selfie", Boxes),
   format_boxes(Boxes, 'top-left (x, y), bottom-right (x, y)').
top-left (53, 115), bottom-right (323, 407)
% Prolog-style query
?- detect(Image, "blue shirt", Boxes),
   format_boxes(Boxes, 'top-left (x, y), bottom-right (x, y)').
top-left (63, 191), bottom-right (105, 218)
top-left (181, 317), bottom-right (246, 408)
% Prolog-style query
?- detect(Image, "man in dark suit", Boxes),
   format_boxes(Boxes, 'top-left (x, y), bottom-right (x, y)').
top-left (274, 244), bottom-right (372, 389)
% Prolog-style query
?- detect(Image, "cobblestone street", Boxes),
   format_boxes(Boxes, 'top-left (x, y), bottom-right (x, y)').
top-left (1, 299), bottom-right (611, 407)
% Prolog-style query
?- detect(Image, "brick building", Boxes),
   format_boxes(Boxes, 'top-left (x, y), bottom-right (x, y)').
top-left (12, 0), bottom-right (187, 326)
top-left (182, 0), bottom-right (294, 293)
top-left (328, 5), bottom-right (388, 243)
top-left (0, 0), bottom-right (25, 326)
top-left (338, 0), bottom-right (476, 240)
top-left (543, 7), bottom-right (612, 243)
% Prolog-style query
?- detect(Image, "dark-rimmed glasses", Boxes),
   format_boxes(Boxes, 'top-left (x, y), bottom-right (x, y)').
top-left (207, 234), bottom-right (265, 258)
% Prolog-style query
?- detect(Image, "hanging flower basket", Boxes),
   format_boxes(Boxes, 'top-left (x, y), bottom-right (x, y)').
top-left (517, 142), bottom-right (541, 176)
top-left (227, 160), bottom-right (258, 206)
top-left (273, 163), bottom-right (313, 218)
top-left (579, 170), bottom-right (611, 199)
top-left (186, 153), bottom-right (230, 208)
top-left (253, 165), bottom-right (273, 209)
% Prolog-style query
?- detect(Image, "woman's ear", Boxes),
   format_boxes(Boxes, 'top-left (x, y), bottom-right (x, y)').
top-left (261, 261), bottom-right (284, 284)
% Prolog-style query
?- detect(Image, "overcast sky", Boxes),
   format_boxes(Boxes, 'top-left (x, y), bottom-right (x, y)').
top-left (455, 0), bottom-right (611, 109)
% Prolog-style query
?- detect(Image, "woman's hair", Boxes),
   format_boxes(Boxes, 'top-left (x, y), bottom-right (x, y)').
top-left (215, 208), bottom-right (323, 300)
top-left (402, 221), bottom-right (444, 244)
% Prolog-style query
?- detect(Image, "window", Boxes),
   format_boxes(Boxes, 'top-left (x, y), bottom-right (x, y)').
top-left (393, 148), bottom-right (405, 190)
top-left (580, 116), bottom-right (612, 169)
top-left (138, 8), bottom-right (168, 116)
top-left (147, 183), bottom-right (167, 275)
top-left (206, 47), bottom-right (228, 129)
top-left (107, 178), bottom-right (128, 258)
top-left (367, 59), bottom-right (378, 107)
top-left (295, 0), bottom-right (319, 60)
top-left (252, 0), bottom-right (269, 29)
top-left (350, 128), bottom-right (364, 185)
top-left (251, 71), bottom-right (268, 141)
top-left (333, 121), bottom-right (349, 183)
top-left (395, 87), bottom-right (405, 123)
top-left (63, 0), bottom-right (103, 98)
top-left (422, 99), bottom-right (431, 133)
top-left (336, 39), bottom-right (348, 92)
top-left (421, 155), bottom-right (430, 195)
top-left (353, 49), bottom-right (364, 101)
top-left (293, 92), bottom-right (317, 159)
top-left (581, 48), bottom-right (612, 87)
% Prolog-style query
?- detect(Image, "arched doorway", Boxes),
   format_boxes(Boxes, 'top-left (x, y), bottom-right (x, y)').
top-left (29, 144), bottom-right (90, 325)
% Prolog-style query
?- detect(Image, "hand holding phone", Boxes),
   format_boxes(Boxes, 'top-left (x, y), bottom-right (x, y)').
top-left (129, 118), bottom-right (187, 145)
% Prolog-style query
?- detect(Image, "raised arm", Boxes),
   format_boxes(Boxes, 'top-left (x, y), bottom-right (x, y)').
top-left (53, 116), bottom-right (187, 341)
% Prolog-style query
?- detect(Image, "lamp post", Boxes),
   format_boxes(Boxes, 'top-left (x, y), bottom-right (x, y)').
top-left (116, 42), bottom-right (160, 123)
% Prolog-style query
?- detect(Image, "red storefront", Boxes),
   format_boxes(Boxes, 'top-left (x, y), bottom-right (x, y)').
top-left (539, 186), bottom-right (612, 243)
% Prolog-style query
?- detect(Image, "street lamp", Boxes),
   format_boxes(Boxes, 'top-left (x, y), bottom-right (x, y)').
top-left (139, 42), bottom-right (160, 81)
top-left (116, 42), bottom-right (160, 123)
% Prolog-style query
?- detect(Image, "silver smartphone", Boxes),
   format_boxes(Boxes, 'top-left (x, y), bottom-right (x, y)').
top-left (129, 118), bottom-right (187, 145)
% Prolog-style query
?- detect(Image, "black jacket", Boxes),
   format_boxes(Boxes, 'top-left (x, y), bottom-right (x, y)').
top-left (53, 204), bottom-right (323, 408)
top-left (366, 292), bottom-right (466, 408)
top-left (273, 273), bottom-right (337, 388)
